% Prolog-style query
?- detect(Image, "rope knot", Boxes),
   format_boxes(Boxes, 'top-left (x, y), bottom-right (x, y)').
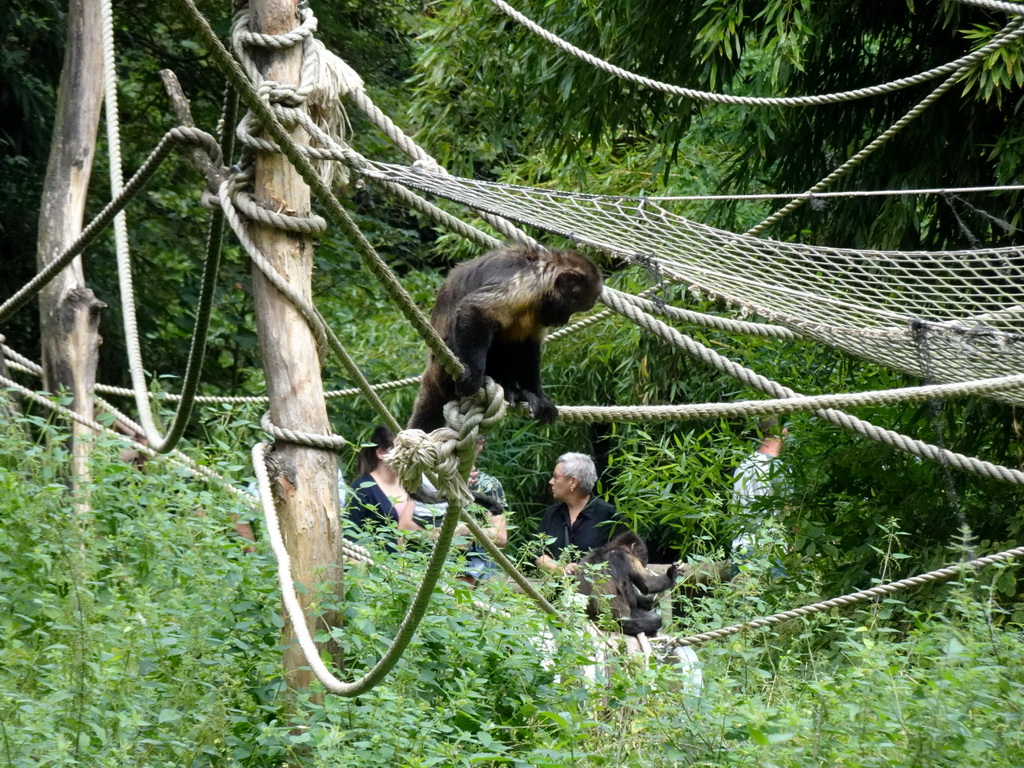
top-left (386, 379), bottom-right (507, 506)
top-left (411, 158), bottom-right (448, 176)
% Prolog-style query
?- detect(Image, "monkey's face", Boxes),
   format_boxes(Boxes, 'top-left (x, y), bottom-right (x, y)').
top-left (542, 270), bottom-right (603, 326)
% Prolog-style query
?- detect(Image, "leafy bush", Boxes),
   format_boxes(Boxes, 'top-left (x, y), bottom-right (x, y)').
top-left (3, 405), bottom-right (1024, 767)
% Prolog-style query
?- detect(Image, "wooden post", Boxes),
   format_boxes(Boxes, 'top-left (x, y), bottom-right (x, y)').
top-left (248, 0), bottom-right (342, 691)
top-left (35, 0), bottom-right (106, 498)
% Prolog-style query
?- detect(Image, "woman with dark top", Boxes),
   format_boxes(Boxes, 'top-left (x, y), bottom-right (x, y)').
top-left (534, 452), bottom-right (620, 575)
top-left (346, 425), bottom-right (423, 549)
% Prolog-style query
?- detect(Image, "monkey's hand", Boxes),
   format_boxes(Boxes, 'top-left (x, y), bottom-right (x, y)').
top-left (523, 392), bottom-right (557, 425)
top-left (453, 369), bottom-right (486, 398)
top-left (667, 561), bottom-right (683, 582)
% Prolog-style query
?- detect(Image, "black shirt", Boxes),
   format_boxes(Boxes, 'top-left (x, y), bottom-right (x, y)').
top-left (538, 496), bottom-right (620, 563)
top-left (346, 473), bottom-right (400, 552)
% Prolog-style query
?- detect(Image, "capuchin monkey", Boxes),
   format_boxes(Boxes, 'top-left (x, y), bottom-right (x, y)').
top-left (408, 245), bottom-right (603, 433)
top-left (576, 531), bottom-right (680, 636)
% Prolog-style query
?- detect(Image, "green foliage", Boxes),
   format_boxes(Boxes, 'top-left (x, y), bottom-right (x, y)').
top-left (7, 0), bottom-right (1024, 758)
top-left (0, 412), bottom-right (279, 767)
top-left (406, 0), bottom-right (1024, 248)
top-left (5, 406), bottom-right (1024, 766)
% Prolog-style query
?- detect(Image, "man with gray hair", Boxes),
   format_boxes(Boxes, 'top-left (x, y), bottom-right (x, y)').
top-left (535, 452), bottom-right (621, 575)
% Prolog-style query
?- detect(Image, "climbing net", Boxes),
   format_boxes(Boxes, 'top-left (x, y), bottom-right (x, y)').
top-left (361, 161), bottom-right (1024, 402)
top-left (3, 0), bottom-right (1024, 693)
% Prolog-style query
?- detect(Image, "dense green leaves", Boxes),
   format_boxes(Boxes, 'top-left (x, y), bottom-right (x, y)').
top-left (4, 407), bottom-right (1024, 765)
top-left (406, 0), bottom-right (1024, 248)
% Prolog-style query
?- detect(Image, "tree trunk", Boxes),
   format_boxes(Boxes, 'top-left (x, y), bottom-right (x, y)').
top-left (248, 0), bottom-right (342, 692)
top-left (35, 0), bottom-right (106, 495)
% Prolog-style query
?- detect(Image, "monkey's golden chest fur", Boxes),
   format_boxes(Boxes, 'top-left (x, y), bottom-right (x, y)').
top-left (499, 307), bottom-right (543, 342)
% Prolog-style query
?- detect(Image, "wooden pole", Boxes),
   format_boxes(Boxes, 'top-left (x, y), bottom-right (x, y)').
top-left (35, 0), bottom-right (106, 501)
top-left (247, 0), bottom-right (342, 691)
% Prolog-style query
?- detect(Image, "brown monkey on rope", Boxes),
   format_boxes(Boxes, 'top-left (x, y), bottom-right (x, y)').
top-left (576, 531), bottom-right (680, 636)
top-left (408, 245), bottom-right (603, 433)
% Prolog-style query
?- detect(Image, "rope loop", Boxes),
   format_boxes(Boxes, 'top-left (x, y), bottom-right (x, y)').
top-left (233, 188), bottom-right (327, 233)
top-left (260, 412), bottom-right (347, 451)
top-left (232, 6), bottom-right (317, 51)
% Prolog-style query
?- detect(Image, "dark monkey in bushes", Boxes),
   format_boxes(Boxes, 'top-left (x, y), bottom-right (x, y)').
top-left (576, 531), bottom-right (680, 636)
top-left (408, 245), bottom-right (603, 432)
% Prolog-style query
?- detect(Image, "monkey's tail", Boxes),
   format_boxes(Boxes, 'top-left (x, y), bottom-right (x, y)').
top-left (619, 612), bottom-right (662, 637)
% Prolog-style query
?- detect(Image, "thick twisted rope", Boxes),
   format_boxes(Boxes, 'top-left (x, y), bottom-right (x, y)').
top-left (85, 376), bottom-right (423, 404)
top-left (257, 411), bottom-right (346, 451)
top-left (14, 332), bottom-right (1024, 423)
top-left (252, 434), bottom-right (472, 696)
top-left (385, 382), bottom-right (559, 612)
top-left (367, 174), bottom-right (505, 250)
top-left (217, 175), bottom-right (402, 436)
top-left (387, 380), bottom-right (508, 501)
top-left (746, 16), bottom-right (1024, 235)
top-left (1, 372), bottom-right (238, 502)
top-left (175, 0), bottom-right (463, 382)
top-left (601, 289), bottom-right (1024, 486)
top-left (557, 373), bottom-right (1024, 423)
top-left (218, 7), bottom-right (552, 627)
top-left (0, 345), bottom-right (42, 377)
top-left (0, 369), bottom-right (375, 565)
top-left (104, 0), bottom-right (229, 456)
top-left (213, 6), bottom-right (561, 647)
top-left (955, 0), bottom-right (1024, 14)
top-left (344, 87), bottom-right (535, 245)
top-left (487, 0), bottom-right (1016, 108)
top-left (649, 183), bottom-right (1024, 203)
top-left (3, 339), bottom-right (552, 610)
top-left (675, 543), bottom-right (1024, 647)
top-left (606, 287), bottom-right (799, 340)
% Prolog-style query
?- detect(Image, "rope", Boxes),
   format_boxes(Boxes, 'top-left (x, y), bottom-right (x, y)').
top-left (557, 373), bottom-right (1024, 423)
top-left (746, 16), bottom-right (1024, 235)
top-left (606, 288), bottom-right (799, 340)
top-left (217, 174), bottom-right (402, 436)
top-left (486, 0), bottom-right (1016, 108)
top-left (357, 162), bottom-right (1024, 407)
top-left (457, 512), bottom-right (557, 615)
top-left (954, 0), bottom-right (1024, 14)
top-left (90, 376), bottom-right (423, 404)
top-left (367, 174), bottom-right (504, 250)
top-left (0, 127), bottom-right (222, 326)
top-left (259, 412), bottom-right (347, 451)
top-left (174, 0), bottom-right (464, 382)
top-left (252, 434), bottom-right (470, 696)
top-left (675, 543), bottom-right (1024, 647)
top-left (0, 371), bottom-right (249, 504)
top-left (647, 183), bottom-right (1024, 203)
top-left (344, 87), bottom-right (535, 246)
top-left (104, 0), bottom-right (228, 456)
top-left (0, 345), bottom-right (42, 376)
top-left (4, 335), bottom-right (554, 614)
top-left (601, 289), bottom-right (1024, 486)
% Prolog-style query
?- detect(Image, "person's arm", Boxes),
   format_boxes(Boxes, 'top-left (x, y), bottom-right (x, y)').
top-left (534, 553), bottom-right (562, 573)
top-left (395, 496), bottom-right (423, 532)
top-left (487, 513), bottom-right (508, 548)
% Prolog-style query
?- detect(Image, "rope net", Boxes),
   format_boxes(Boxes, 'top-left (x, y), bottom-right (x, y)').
top-left (358, 162), bottom-right (1024, 404)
